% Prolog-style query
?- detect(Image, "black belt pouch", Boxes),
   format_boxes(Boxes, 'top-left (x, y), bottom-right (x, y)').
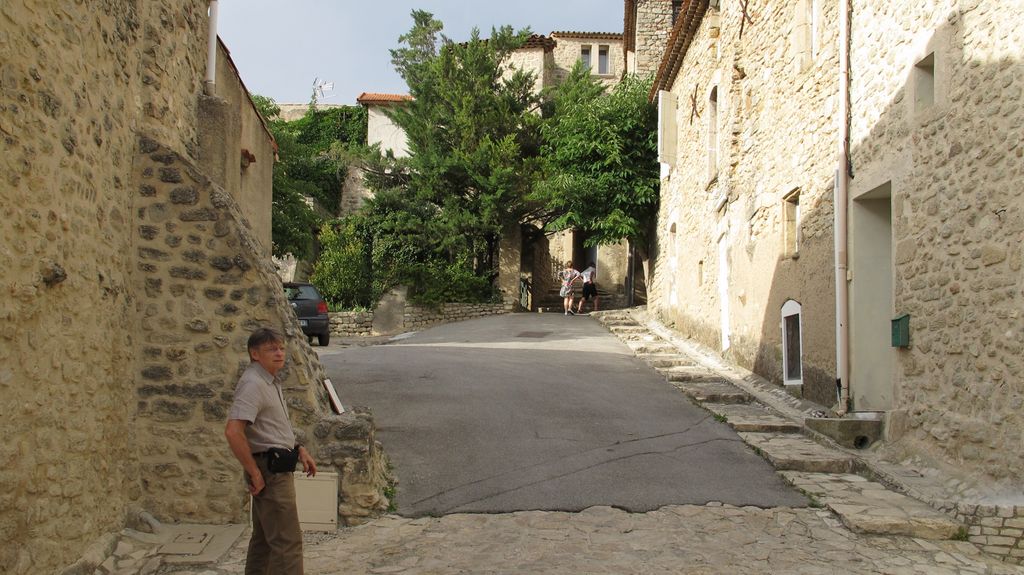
top-left (266, 447), bottom-right (299, 473)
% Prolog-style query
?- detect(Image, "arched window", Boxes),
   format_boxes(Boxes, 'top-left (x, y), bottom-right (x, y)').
top-left (781, 300), bottom-right (803, 388)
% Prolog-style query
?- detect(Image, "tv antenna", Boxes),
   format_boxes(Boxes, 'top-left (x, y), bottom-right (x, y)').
top-left (312, 77), bottom-right (335, 101)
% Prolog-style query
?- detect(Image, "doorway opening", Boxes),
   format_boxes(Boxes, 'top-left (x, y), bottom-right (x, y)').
top-left (850, 182), bottom-right (894, 411)
top-left (781, 299), bottom-right (803, 392)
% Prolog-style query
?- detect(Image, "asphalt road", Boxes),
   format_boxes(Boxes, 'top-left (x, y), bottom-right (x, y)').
top-left (318, 313), bottom-right (807, 517)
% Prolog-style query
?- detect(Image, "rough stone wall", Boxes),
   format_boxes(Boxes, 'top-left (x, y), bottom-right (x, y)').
top-left (633, 0), bottom-right (674, 76)
top-left (329, 303), bottom-right (512, 336)
top-left (550, 34), bottom-right (625, 88)
top-left (848, 0), bottom-right (1024, 484)
top-left (330, 311), bottom-right (375, 336)
top-left (0, 3), bottom-right (387, 572)
top-left (651, 0), bottom-right (840, 406)
top-left (340, 165), bottom-right (373, 217)
top-left (130, 136), bottom-right (320, 521)
top-left (0, 2), bottom-right (204, 572)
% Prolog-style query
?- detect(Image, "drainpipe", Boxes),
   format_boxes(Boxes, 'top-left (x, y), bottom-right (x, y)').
top-left (834, 0), bottom-right (851, 414)
top-left (204, 0), bottom-right (219, 96)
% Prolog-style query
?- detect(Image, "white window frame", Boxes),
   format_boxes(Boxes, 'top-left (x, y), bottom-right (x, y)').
top-left (781, 299), bottom-right (804, 388)
top-left (581, 45), bottom-right (592, 70)
top-left (597, 45), bottom-right (610, 75)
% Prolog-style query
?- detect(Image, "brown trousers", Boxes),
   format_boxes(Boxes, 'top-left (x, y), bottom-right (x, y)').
top-left (246, 456), bottom-right (303, 575)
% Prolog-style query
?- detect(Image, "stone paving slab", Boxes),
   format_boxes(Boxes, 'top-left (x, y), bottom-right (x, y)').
top-left (704, 403), bottom-right (803, 433)
top-left (625, 341), bottom-right (677, 354)
top-left (641, 355), bottom-right (697, 368)
top-left (656, 365), bottom-right (724, 383)
top-left (672, 380), bottom-right (751, 404)
top-left (151, 505), bottom-right (1024, 575)
top-left (782, 472), bottom-right (963, 540)
top-left (739, 432), bottom-right (857, 473)
top-left (607, 325), bottom-right (648, 334)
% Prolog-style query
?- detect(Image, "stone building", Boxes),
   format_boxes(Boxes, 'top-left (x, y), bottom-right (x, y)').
top-left (624, 0), bottom-right (676, 76)
top-left (845, 0), bottom-right (1023, 483)
top-left (0, 3), bottom-right (385, 573)
top-left (501, 31), bottom-right (634, 308)
top-left (644, 0), bottom-right (840, 407)
top-left (335, 92), bottom-right (415, 219)
top-left (640, 0), bottom-right (1023, 482)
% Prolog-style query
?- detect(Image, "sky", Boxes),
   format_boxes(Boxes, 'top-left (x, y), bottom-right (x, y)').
top-left (217, 0), bottom-right (624, 105)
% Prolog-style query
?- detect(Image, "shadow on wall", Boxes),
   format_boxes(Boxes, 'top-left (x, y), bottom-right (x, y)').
top-left (845, 16), bottom-right (1021, 480)
top-left (757, 15), bottom-right (1022, 481)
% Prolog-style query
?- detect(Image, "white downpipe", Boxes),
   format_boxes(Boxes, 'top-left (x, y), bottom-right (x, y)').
top-left (204, 0), bottom-right (219, 96)
top-left (834, 0), bottom-right (851, 413)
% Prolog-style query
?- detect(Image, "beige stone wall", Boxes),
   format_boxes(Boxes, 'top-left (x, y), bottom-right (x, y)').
top-left (0, 3), bottom-right (387, 572)
top-left (329, 303), bottom-right (512, 336)
top-left (211, 41), bottom-right (275, 252)
top-left (632, 0), bottom-right (674, 76)
top-left (651, 0), bottom-right (839, 406)
top-left (0, 2), bottom-right (204, 571)
top-left (550, 34), bottom-right (625, 88)
top-left (340, 165), bottom-right (373, 217)
top-left (848, 0), bottom-right (1024, 482)
top-left (131, 135), bottom-right (321, 520)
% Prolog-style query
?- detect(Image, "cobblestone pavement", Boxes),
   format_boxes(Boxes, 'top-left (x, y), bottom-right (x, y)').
top-left (117, 504), bottom-right (1021, 574)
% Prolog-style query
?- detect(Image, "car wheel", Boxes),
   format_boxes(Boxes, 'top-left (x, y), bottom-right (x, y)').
top-left (318, 332), bottom-right (330, 346)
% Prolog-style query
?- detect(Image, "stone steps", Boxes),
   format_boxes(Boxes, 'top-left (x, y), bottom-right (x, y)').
top-left (781, 472), bottom-right (963, 540)
top-left (704, 403), bottom-right (803, 433)
top-left (738, 432), bottom-right (857, 474)
top-left (642, 356), bottom-right (698, 368)
top-left (657, 366), bottom-right (727, 383)
top-left (627, 342), bottom-right (678, 355)
top-left (671, 381), bottom-right (751, 404)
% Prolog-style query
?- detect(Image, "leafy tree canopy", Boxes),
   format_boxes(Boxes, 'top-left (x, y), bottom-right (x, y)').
top-left (536, 67), bottom-right (660, 254)
top-left (253, 93), bottom-right (368, 259)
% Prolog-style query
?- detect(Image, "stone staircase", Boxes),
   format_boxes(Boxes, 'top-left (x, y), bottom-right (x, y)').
top-left (594, 309), bottom-right (964, 542)
top-left (531, 286), bottom-right (627, 314)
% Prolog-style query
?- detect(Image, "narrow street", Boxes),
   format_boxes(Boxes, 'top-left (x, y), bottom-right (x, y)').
top-left (158, 313), bottom-right (1022, 574)
top-left (318, 314), bottom-right (806, 516)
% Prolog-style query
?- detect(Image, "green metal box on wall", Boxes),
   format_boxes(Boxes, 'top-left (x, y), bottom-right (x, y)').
top-left (891, 314), bottom-right (910, 348)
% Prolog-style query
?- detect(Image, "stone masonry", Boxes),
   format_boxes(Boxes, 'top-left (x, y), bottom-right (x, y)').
top-left (847, 0), bottom-right (1024, 485)
top-left (0, 3), bottom-right (388, 573)
top-left (330, 302), bottom-right (512, 337)
top-left (626, 0), bottom-right (675, 76)
top-left (0, 2), bottom-right (210, 572)
top-left (649, 0), bottom-right (840, 407)
top-left (130, 138), bottom-right (388, 528)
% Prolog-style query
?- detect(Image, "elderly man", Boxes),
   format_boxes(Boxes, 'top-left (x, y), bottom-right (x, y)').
top-left (225, 328), bottom-right (317, 574)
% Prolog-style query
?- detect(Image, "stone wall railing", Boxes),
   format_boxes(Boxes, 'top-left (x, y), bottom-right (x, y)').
top-left (330, 302), bottom-right (512, 336)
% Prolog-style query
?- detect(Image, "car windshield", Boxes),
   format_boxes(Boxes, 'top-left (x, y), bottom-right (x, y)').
top-left (285, 285), bottom-right (320, 301)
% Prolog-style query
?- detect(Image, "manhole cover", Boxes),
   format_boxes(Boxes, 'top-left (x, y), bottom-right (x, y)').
top-left (515, 331), bottom-right (551, 338)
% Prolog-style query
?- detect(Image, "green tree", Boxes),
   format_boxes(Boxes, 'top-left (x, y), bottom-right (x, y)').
top-left (536, 67), bottom-right (660, 256)
top-left (252, 94), bottom-right (368, 259)
top-left (349, 11), bottom-right (542, 301)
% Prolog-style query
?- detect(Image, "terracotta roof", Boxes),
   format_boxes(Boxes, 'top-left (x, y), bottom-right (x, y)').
top-left (356, 93), bottom-right (413, 105)
top-left (650, 0), bottom-right (710, 101)
top-left (550, 31), bottom-right (624, 40)
top-left (521, 34), bottom-right (556, 51)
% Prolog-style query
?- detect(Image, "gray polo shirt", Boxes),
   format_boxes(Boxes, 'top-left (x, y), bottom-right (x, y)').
top-left (228, 362), bottom-right (296, 452)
